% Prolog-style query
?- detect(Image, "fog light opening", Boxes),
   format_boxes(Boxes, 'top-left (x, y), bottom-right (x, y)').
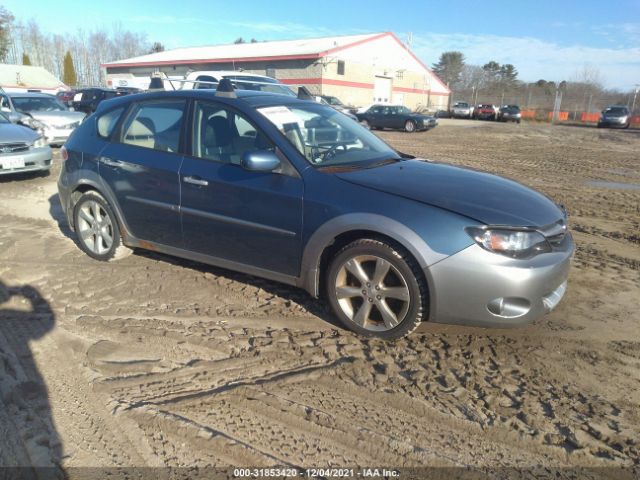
top-left (487, 297), bottom-right (531, 318)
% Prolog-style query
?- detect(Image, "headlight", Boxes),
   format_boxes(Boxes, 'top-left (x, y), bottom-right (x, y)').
top-left (465, 227), bottom-right (551, 259)
top-left (32, 136), bottom-right (48, 148)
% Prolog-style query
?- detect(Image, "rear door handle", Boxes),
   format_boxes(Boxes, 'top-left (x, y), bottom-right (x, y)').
top-left (99, 156), bottom-right (123, 168)
top-left (183, 176), bottom-right (209, 187)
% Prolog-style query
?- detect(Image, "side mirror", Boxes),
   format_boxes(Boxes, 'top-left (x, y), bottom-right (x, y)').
top-left (240, 150), bottom-right (281, 172)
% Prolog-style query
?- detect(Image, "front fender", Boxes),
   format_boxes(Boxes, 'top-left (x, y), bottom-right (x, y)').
top-left (300, 213), bottom-right (448, 297)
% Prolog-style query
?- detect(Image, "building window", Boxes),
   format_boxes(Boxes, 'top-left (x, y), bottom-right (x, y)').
top-left (396, 70), bottom-right (404, 80)
top-left (265, 66), bottom-right (276, 78)
top-left (337, 60), bottom-right (345, 75)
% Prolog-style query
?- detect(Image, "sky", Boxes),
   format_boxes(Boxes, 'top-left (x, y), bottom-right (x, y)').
top-left (4, 0), bottom-right (640, 90)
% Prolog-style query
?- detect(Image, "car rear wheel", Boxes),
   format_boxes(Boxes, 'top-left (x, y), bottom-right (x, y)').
top-left (73, 192), bottom-right (125, 261)
top-left (404, 120), bottom-right (416, 133)
top-left (326, 239), bottom-right (427, 339)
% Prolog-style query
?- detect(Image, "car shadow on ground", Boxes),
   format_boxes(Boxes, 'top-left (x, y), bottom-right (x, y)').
top-left (46, 193), bottom-right (342, 330)
top-left (0, 280), bottom-right (64, 478)
top-left (48, 193), bottom-right (75, 241)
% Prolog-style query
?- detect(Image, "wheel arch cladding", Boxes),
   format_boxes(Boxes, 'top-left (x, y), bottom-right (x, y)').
top-left (300, 213), bottom-right (448, 298)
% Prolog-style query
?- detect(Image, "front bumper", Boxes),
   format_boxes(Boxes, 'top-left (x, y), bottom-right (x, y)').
top-left (598, 118), bottom-right (628, 128)
top-left (44, 126), bottom-right (76, 145)
top-left (426, 233), bottom-right (574, 328)
top-left (0, 147), bottom-right (52, 175)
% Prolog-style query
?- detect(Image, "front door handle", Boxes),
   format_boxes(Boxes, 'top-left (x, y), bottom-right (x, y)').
top-left (99, 156), bottom-right (123, 168)
top-left (183, 176), bottom-right (209, 187)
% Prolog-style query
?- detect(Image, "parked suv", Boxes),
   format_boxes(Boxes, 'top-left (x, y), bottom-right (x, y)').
top-left (498, 105), bottom-right (521, 123)
top-left (473, 104), bottom-right (497, 120)
top-left (598, 106), bottom-right (631, 129)
top-left (57, 84), bottom-right (573, 339)
top-left (450, 101), bottom-right (473, 119)
top-left (72, 88), bottom-right (120, 115)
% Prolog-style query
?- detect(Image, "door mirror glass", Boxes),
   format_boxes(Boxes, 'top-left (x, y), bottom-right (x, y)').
top-left (241, 150), bottom-right (281, 172)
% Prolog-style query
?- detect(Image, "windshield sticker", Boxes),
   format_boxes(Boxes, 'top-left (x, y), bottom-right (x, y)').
top-left (257, 106), bottom-right (304, 131)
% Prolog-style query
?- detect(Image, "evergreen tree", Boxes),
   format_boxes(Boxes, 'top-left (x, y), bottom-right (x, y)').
top-left (63, 50), bottom-right (77, 87)
top-left (431, 51), bottom-right (465, 86)
top-left (22, 53), bottom-right (31, 65)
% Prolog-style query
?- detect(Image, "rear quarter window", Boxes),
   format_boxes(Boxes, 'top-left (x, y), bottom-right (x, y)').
top-left (97, 107), bottom-right (125, 139)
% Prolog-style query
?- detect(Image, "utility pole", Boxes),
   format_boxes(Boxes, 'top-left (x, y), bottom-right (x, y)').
top-left (552, 83), bottom-right (563, 124)
top-left (632, 84), bottom-right (639, 114)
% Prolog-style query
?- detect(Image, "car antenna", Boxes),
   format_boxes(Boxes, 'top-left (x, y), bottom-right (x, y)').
top-left (215, 78), bottom-right (237, 98)
top-left (297, 86), bottom-right (314, 100)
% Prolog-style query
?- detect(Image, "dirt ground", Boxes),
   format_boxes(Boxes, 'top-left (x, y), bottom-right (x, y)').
top-left (0, 120), bottom-right (638, 478)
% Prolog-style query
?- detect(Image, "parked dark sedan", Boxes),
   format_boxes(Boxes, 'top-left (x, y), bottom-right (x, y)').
top-left (598, 106), bottom-right (631, 129)
top-left (72, 88), bottom-right (120, 115)
top-left (57, 84), bottom-right (573, 339)
top-left (355, 104), bottom-right (436, 132)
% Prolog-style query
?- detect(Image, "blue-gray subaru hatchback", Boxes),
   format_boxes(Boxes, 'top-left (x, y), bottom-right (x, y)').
top-left (58, 82), bottom-right (573, 339)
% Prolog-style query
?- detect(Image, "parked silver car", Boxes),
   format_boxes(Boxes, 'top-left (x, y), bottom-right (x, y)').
top-left (0, 92), bottom-right (85, 146)
top-left (0, 113), bottom-right (52, 175)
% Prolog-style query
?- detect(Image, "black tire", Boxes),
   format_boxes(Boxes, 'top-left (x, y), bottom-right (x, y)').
top-left (73, 192), bottom-right (124, 261)
top-left (404, 120), bottom-right (416, 133)
top-left (326, 238), bottom-right (428, 340)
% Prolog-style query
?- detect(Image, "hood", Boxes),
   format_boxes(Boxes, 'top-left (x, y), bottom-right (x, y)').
top-left (0, 123), bottom-right (39, 143)
top-left (29, 110), bottom-right (86, 127)
top-left (336, 159), bottom-right (564, 226)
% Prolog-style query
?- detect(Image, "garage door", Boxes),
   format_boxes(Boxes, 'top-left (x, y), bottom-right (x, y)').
top-left (374, 76), bottom-right (392, 103)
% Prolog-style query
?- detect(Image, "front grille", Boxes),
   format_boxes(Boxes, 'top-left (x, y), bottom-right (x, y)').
top-left (0, 142), bottom-right (29, 154)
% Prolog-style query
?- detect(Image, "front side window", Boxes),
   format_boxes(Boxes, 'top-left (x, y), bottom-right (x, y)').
top-left (258, 104), bottom-right (400, 168)
top-left (192, 101), bottom-right (274, 165)
top-left (121, 100), bottom-right (185, 152)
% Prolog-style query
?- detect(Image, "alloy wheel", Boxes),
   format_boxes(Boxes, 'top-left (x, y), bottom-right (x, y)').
top-left (77, 200), bottom-right (114, 255)
top-left (334, 254), bottom-right (411, 331)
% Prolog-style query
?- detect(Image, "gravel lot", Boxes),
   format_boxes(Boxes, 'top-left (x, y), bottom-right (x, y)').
top-left (1, 120), bottom-right (638, 478)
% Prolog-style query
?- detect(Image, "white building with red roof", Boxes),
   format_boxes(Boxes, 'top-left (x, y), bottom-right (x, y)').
top-left (102, 32), bottom-right (450, 110)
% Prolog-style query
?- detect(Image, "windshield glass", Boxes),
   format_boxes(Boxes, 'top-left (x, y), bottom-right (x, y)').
top-left (233, 80), bottom-right (296, 97)
top-left (454, 102), bottom-right (469, 108)
top-left (11, 96), bottom-right (67, 113)
top-left (604, 107), bottom-right (627, 115)
top-left (258, 104), bottom-right (401, 168)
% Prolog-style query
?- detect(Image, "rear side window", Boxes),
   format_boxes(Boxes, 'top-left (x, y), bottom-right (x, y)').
top-left (97, 107), bottom-right (125, 139)
top-left (121, 100), bottom-right (186, 152)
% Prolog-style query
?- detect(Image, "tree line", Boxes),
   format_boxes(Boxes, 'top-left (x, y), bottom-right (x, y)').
top-left (0, 5), bottom-right (163, 87)
top-left (431, 50), bottom-right (633, 112)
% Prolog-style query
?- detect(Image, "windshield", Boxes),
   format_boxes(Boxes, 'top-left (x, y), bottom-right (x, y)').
top-left (324, 96), bottom-right (344, 106)
top-left (603, 107), bottom-right (627, 115)
top-left (232, 80), bottom-right (296, 97)
top-left (454, 102), bottom-right (469, 108)
top-left (258, 104), bottom-right (401, 168)
top-left (11, 96), bottom-right (67, 113)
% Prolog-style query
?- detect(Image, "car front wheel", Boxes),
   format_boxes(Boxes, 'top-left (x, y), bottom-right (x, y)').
top-left (326, 239), bottom-right (428, 339)
top-left (404, 120), bottom-right (416, 133)
top-left (73, 192), bottom-right (123, 261)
